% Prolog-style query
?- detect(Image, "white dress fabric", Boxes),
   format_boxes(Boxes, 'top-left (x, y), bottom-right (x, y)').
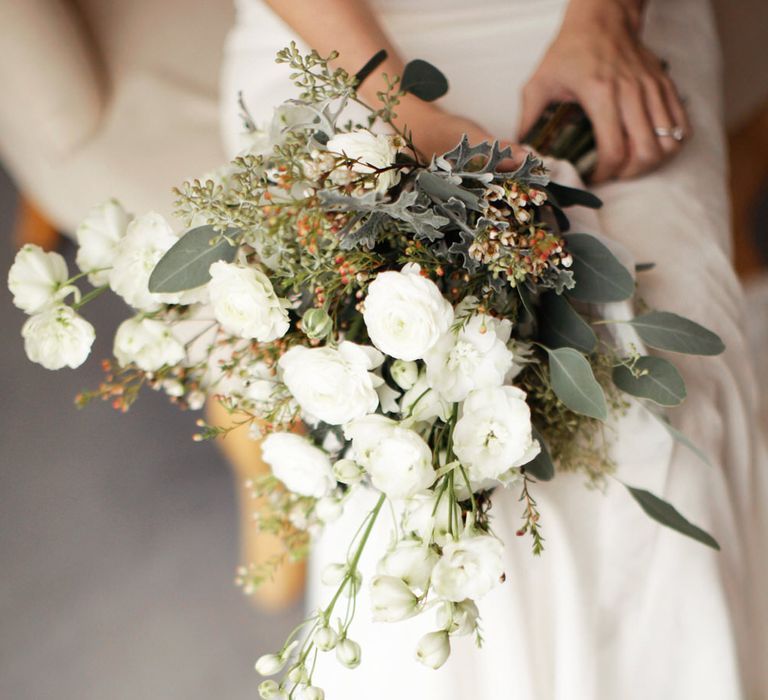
top-left (221, 2), bottom-right (768, 698)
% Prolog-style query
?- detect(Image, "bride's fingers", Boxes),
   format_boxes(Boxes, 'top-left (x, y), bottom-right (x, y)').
top-left (517, 80), bottom-right (552, 140)
top-left (660, 72), bottom-right (692, 141)
top-left (577, 81), bottom-right (627, 183)
top-left (643, 73), bottom-right (683, 157)
top-left (615, 77), bottom-right (663, 179)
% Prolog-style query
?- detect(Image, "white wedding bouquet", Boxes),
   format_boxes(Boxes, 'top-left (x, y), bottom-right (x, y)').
top-left (7, 45), bottom-right (725, 699)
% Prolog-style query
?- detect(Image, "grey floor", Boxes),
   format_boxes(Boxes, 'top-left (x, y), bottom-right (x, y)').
top-left (0, 166), bottom-right (302, 700)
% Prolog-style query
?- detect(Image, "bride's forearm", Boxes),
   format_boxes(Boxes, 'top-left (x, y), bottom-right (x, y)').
top-left (563, 0), bottom-right (647, 33)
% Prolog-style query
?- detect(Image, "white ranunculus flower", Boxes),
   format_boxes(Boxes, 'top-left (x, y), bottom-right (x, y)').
top-left (208, 261), bottom-right (289, 341)
top-left (326, 129), bottom-right (400, 193)
top-left (369, 575), bottom-right (419, 622)
top-left (415, 631), bottom-right (451, 669)
top-left (363, 263), bottom-right (454, 361)
top-left (452, 386), bottom-right (540, 483)
top-left (400, 372), bottom-right (451, 425)
top-left (345, 415), bottom-right (435, 499)
top-left (75, 199), bottom-right (131, 285)
top-left (377, 539), bottom-right (438, 591)
top-left (424, 313), bottom-right (514, 402)
top-left (261, 433), bottom-right (335, 498)
top-left (279, 342), bottom-right (383, 425)
top-left (432, 532), bottom-right (504, 602)
top-left (8, 244), bottom-right (69, 314)
top-left (21, 305), bottom-right (95, 370)
top-left (113, 316), bottom-right (186, 372)
top-left (108, 212), bottom-right (180, 311)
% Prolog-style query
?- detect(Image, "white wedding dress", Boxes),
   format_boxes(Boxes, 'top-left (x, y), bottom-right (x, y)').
top-left (221, 1), bottom-right (768, 698)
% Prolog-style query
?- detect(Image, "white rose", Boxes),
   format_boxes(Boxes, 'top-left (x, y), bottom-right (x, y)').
top-left (369, 575), bottom-right (419, 622)
top-left (377, 539), bottom-right (438, 591)
top-left (21, 305), bottom-right (95, 370)
top-left (326, 129), bottom-right (400, 193)
top-left (345, 415), bottom-right (435, 499)
top-left (108, 212), bottom-right (180, 311)
top-left (8, 244), bottom-right (69, 314)
top-left (279, 342), bottom-right (383, 425)
top-left (208, 261), bottom-right (289, 341)
top-left (424, 313), bottom-right (514, 402)
top-left (415, 631), bottom-right (450, 669)
top-left (113, 316), bottom-right (186, 371)
top-left (75, 199), bottom-right (131, 285)
top-left (363, 264), bottom-right (454, 361)
top-left (452, 386), bottom-right (540, 483)
top-left (260, 433), bottom-right (335, 498)
top-left (431, 532), bottom-right (504, 602)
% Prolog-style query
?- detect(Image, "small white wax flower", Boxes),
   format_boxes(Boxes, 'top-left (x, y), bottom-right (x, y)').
top-left (415, 630), bottom-right (451, 670)
top-left (431, 532), bottom-right (504, 602)
top-left (401, 491), bottom-right (453, 545)
top-left (258, 680), bottom-right (287, 700)
top-left (109, 212), bottom-right (180, 312)
top-left (389, 359), bottom-right (419, 390)
top-left (424, 313), bottom-right (514, 402)
top-left (261, 433), bottom-right (335, 498)
top-left (326, 129), bottom-right (400, 193)
top-left (75, 199), bottom-right (131, 285)
top-left (335, 638), bottom-right (362, 669)
top-left (345, 415), bottom-right (435, 500)
top-left (313, 626), bottom-right (338, 652)
top-left (363, 264), bottom-right (454, 361)
top-left (279, 342), bottom-right (383, 425)
top-left (8, 244), bottom-right (69, 314)
top-left (370, 575), bottom-right (419, 622)
top-left (321, 563), bottom-right (347, 587)
top-left (208, 261), bottom-right (290, 341)
top-left (113, 316), bottom-right (186, 372)
top-left (22, 305), bottom-right (95, 370)
top-left (452, 386), bottom-right (540, 483)
top-left (377, 539), bottom-right (438, 591)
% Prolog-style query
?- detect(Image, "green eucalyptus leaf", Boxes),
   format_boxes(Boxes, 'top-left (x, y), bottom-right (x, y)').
top-left (524, 426), bottom-right (555, 481)
top-left (612, 356), bottom-right (687, 407)
top-left (628, 311), bottom-right (725, 356)
top-left (148, 225), bottom-right (239, 293)
top-left (545, 182), bottom-right (602, 209)
top-left (545, 346), bottom-right (608, 420)
top-left (538, 292), bottom-right (597, 353)
top-left (563, 233), bottom-right (634, 302)
top-left (650, 411), bottom-right (713, 468)
top-left (625, 485), bottom-right (720, 550)
top-left (401, 59), bottom-right (448, 101)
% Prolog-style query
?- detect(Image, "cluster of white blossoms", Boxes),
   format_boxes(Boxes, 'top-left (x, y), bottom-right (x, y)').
top-left (255, 263), bottom-right (540, 693)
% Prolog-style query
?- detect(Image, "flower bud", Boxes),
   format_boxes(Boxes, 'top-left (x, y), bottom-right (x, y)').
top-left (302, 308), bottom-right (333, 339)
top-left (332, 458), bottom-right (363, 485)
top-left (435, 599), bottom-right (479, 636)
top-left (297, 685), bottom-right (324, 700)
top-left (254, 653), bottom-right (285, 676)
top-left (370, 575), bottom-right (419, 622)
top-left (321, 563), bottom-right (347, 586)
top-left (335, 638), bottom-right (361, 669)
top-left (258, 680), bottom-right (287, 700)
top-left (287, 665), bottom-right (309, 685)
top-left (313, 625), bottom-right (338, 652)
top-left (390, 359), bottom-right (419, 390)
top-left (415, 630), bottom-right (450, 669)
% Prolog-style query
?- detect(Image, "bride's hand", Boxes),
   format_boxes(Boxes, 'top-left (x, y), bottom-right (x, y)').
top-left (517, 0), bottom-right (690, 182)
top-left (396, 99), bottom-right (528, 170)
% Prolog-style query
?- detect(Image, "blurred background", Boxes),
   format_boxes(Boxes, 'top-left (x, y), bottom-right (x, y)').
top-left (0, 1), bottom-right (766, 699)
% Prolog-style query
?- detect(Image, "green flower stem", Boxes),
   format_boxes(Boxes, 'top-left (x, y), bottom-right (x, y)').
top-left (72, 285), bottom-right (109, 310)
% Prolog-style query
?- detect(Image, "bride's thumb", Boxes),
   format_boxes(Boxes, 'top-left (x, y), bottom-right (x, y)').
top-left (517, 82), bottom-right (550, 142)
